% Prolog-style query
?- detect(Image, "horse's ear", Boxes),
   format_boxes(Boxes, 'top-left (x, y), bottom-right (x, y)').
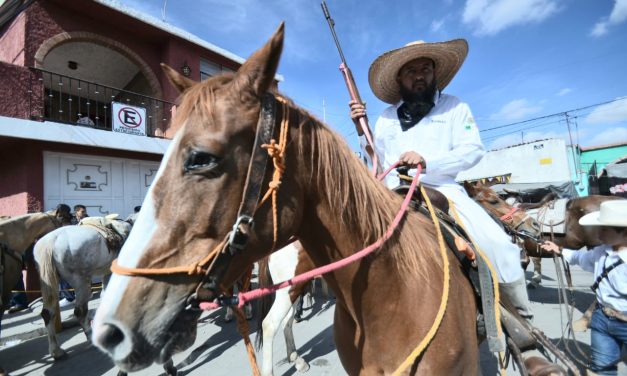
top-left (234, 22), bottom-right (284, 97)
top-left (463, 181), bottom-right (476, 196)
top-left (161, 63), bottom-right (195, 93)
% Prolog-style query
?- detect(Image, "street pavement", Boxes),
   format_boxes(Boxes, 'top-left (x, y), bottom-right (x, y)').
top-left (1, 258), bottom-right (625, 375)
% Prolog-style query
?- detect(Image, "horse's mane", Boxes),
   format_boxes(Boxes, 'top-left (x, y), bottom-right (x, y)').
top-left (176, 76), bottom-right (441, 277)
top-left (286, 98), bottom-right (442, 277)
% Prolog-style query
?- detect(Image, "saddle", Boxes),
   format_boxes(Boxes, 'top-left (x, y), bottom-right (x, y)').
top-left (392, 183), bottom-right (576, 374)
top-left (79, 216), bottom-right (125, 253)
top-left (525, 198), bottom-right (568, 234)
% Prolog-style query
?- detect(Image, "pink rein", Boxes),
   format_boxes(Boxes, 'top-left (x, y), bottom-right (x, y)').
top-left (499, 206), bottom-right (519, 221)
top-left (199, 162), bottom-right (420, 311)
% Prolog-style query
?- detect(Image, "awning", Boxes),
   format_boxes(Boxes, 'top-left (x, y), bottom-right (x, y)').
top-left (489, 181), bottom-right (579, 201)
top-left (0, 116), bottom-right (170, 155)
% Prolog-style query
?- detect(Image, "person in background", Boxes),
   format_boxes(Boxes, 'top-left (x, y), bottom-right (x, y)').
top-left (71, 204), bottom-right (88, 225)
top-left (541, 200), bottom-right (627, 376)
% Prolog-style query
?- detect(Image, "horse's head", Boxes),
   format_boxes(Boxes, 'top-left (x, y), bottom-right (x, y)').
top-left (52, 204), bottom-right (72, 226)
top-left (92, 23), bottom-right (302, 372)
top-left (463, 181), bottom-right (541, 240)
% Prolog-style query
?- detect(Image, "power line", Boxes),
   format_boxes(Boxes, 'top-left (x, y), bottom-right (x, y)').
top-left (480, 97), bottom-right (627, 133)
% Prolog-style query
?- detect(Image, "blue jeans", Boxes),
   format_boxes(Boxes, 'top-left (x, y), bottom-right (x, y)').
top-left (10, 278), bottom-right (28, 307)
top-left (589, 306), bottom-right (627, 375)
top-left (59, 280), bottom-right (75, 301)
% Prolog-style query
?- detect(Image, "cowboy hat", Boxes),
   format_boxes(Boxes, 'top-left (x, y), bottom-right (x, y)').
top-left (579, 200), bottom-right (627, 227)
top-left (368, 39), bottom-right (468, 104)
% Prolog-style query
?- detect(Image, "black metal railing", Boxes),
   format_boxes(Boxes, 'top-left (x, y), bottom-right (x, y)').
top-left (28, 67), bottom-right (175, 138)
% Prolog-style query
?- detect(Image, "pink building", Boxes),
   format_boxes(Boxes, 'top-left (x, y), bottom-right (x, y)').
top-left (0, 0), bottom-right (278, 217)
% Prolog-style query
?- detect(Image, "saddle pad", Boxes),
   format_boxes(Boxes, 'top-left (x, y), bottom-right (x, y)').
top-left (525, 198), bottom-right (568, 234)
top-left (79, 219), bottom-right (124, 253)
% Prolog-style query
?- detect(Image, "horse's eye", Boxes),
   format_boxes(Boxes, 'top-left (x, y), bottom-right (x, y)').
top-left (184, 150), bottom-right (221, 175)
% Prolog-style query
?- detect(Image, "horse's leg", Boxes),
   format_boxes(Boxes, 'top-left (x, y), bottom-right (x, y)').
top-left (36, 240), bottom-right (67, 360)
top-left (102, 273), bottom-right (112, 294)
top-left (41, 293), bottom-right (66, 359)
top-left (72, 278), bottom-right (92, 340)
top-left (293, 294), bottom-right (304, 322)
top-left (224, 306), bottom-right (234, 323)
top-left (531, 257), bottom-right (542, 285)
top-left (282, 305), bottom-right (309, 373)
top-left (260, 287), bottom-right (293, 376)
top-left (163, 358), bottom-right (177, 376)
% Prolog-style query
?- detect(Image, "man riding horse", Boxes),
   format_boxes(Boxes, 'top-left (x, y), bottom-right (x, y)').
top-left (349, 37), bottom-right (537, 350)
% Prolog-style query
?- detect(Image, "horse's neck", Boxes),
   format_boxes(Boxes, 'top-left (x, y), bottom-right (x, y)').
top-left (16, 214), bottom-right (55, 252)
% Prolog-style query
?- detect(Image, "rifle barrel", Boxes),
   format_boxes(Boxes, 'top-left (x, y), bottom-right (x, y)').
top-left (321, 1), bottom-right (347, 64)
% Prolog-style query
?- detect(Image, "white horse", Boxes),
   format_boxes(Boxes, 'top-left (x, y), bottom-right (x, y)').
top-left (34, 215), bottom-right (132, 360)
top-left (256, 242), bottom-right (318, 376)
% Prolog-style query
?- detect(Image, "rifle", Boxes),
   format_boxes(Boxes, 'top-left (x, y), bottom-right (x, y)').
top-left (321, 1), bottom-right (381, 174)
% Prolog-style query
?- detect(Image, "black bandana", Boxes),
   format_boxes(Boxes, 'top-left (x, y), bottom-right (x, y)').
top-left (396, 101), bottom-right (434, 131)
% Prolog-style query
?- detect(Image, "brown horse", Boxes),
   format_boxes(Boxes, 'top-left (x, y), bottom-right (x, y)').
top-left (463, 181), bottom-right (626, 256)
top-left (92, 24), bottom-right (479, 375)
top-left (0, 210), bottom-right (69, 313)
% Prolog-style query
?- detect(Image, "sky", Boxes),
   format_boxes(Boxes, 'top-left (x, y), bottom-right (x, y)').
top-left (117, 0), bottom-right (627, 152)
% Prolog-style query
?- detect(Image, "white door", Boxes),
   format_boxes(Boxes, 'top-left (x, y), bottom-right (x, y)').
top-left (44, 151), bottom-right (161, 219)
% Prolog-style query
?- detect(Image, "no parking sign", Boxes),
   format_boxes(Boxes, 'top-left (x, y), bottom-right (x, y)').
top-left (112, 102), bottom-right (146, 136)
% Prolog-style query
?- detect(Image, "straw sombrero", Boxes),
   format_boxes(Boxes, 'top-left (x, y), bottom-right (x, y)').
top-left (579, 200), bottom-right (627, 227)
top-left (368, 39), bottom-right (468, 104)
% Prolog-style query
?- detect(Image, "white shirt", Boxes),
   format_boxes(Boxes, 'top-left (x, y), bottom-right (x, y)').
top-left (365, 92), bottom-right (485, 188)
top-left (562, 245), bottom-right (627, 313)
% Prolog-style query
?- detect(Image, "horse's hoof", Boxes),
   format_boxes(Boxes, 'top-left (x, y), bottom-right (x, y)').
top-left (531, 275), bottom-right (542, 284)
top-left (165, 368), bottom-right (178, 376)
top-left (117, 371), bottom-right (127, 376)
top-left (294, 315), bottom-right (303, 323)
top-left (52, 349), bottom-right (68, 361)
top-left (526, 280), bottom-right (539, 289)
top-left (294, 358), bottom-right (310, 373)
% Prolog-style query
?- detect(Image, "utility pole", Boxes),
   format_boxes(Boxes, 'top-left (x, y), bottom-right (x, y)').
top-left (521, 131), bottom-right (524, 144)
top-left (564, 112), bottom-right (580, 183)
top-left (322, 99), bottom-right (326, 123)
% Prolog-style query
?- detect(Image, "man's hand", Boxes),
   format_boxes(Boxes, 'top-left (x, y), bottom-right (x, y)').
top-left (398, 151), bottom-right (426, 169)
top-left (349, 100), bottom-right (366, 124)
top-left (540, 241), bottom-right (562, 255)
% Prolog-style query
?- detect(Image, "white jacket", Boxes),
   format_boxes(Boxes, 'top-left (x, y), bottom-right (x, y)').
top-left (366, 92), bottom-right (485, 188)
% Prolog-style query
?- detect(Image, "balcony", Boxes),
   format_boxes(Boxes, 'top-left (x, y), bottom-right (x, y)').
top-left (27, 67), bottom-right (174, 138)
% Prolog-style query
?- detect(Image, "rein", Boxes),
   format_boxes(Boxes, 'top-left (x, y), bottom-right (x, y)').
top-left (199, 162), bottom-right (422, 312)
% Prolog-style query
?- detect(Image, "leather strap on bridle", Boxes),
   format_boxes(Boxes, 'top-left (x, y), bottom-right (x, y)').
top-left (110, 93), bottom-right (287, 305)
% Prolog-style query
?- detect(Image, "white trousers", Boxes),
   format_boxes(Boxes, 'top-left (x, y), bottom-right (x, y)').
top-left (434, 185), bottom-right (524, 283)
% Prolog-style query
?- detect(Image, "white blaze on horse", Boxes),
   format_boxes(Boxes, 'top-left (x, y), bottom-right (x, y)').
top-left (34, 215), bottom-right (132, 360)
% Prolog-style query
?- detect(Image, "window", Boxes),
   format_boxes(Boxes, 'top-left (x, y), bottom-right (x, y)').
top-left (200, 58), bottom-right (234, 80)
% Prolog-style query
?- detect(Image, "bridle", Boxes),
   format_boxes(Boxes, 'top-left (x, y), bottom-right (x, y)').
top-left (485, 200), bottom-right (541, 243)
top-left (111, 93), bottom-right (289, 310)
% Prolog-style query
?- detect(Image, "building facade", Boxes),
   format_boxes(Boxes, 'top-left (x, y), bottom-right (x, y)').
top-left (0, 0), bottom-right (278, 217)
